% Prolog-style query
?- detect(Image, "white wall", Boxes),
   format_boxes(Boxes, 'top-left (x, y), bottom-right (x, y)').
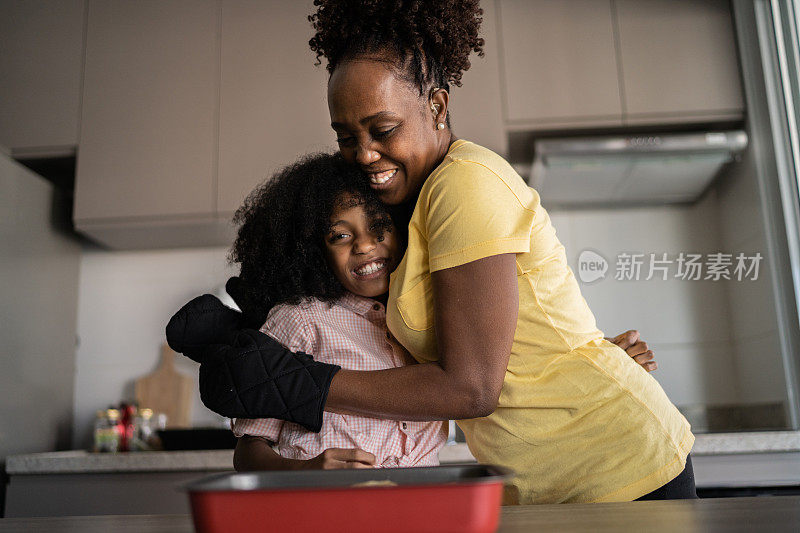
top-left (716, 141), bottom-right (786, 405)
top-left (71, 246), bottom-right (238, 449)
top-left (547, 188), bottom-right (740, 407)
top-left (1, 152), bottom-right (81, 459)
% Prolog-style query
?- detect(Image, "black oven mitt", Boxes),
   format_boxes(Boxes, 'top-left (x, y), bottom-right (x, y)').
top-left (165, 288), bottom-right (340, 433)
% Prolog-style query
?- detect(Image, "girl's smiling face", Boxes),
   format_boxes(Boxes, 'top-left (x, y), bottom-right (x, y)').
top-left (324, 194), bottom-right (400, 298)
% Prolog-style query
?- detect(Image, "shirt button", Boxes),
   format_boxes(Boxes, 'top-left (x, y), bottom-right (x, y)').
top-left (402, 422), bottom-right (408, 430)
top-left (373, 303), bottom-right (381, 311)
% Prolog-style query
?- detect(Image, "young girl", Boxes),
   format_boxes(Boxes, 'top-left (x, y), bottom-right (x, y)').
top-left (228, 152), bottom-right (446, 470)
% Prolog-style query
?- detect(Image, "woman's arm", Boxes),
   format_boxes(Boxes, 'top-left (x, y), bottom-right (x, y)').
top-left (166, 294), bottom-right (339, 432)
top-left (233, 435), bottom-right (376, 471)
top-left (326, 253), bottom-right (518, 421)
top-left (168, 283), bottom-right (653, 425)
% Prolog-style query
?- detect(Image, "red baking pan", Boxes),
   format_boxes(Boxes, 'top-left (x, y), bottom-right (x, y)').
top-left (183, 464), bottom-right (513, 533)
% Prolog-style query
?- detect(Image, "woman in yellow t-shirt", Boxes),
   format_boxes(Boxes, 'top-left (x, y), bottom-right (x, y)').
top-left (299, 0), bottom-right (696, 505)
top-left (171, 1), bottom-right (695, 504)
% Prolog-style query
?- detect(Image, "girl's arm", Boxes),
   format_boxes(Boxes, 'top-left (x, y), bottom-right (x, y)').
top-left (234, 435), bottom-right (296, 471)
top-left (234, 435), bottom-right (376, 471)
top-left (326, 253), bottom-right (518, 421)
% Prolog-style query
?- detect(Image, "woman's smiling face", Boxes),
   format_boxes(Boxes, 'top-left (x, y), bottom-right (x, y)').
top-left (327, 57), bottom-right (449, 205)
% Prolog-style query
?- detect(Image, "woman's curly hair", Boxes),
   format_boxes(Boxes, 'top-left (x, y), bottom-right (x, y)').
top-left (228, 153), bottom-right (395, 321)
top-left (308, 0), bottom-right (484, 94)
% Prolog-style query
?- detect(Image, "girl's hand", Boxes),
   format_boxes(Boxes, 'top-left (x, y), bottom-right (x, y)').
top-left (305, 448), bottom-right (376, 469)
top-left (606, 330), bottom-right (658, 372)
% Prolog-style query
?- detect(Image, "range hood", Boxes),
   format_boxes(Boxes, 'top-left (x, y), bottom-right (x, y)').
top-left (529, 131), bottom-right (748, 206)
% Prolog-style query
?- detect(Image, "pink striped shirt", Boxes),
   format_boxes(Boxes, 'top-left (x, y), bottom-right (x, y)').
top-left (232, 293), bottom-right (446, 467)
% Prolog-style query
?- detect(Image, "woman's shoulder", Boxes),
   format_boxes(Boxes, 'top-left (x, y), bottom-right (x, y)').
top-left (423, 140), bottom-right (538, 209)
top-left (444, 139), bottom-right (515, 175)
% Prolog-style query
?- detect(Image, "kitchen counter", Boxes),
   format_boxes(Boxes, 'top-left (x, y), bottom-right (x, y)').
top-left (691, 430), bottom-right (800, 455)
top-left (1, 496), bottom-right (798, 532)
top-left (7, 431), bottom-right (800, 475)
top-left (5, 431), bottom-right (799, 517)
top-left (1, 445), bottom-right (478, 517)
top-left (4, 450), bottom-right (234, 475)
top-left (4, 443), bottom-right (475, 475)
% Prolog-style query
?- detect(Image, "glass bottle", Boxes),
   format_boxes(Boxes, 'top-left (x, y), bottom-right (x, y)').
top-left (133, 408), bottom-right (155, 451)
top-left (93, 408), bottom-right (121, 452)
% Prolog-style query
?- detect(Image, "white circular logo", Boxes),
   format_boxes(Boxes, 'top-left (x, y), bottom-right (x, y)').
top-left (577, 249), bottom-right (608, 283)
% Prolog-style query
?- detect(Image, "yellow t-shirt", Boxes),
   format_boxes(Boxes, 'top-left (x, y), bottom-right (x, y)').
top-left (386, 140), bottom-right (694, 504)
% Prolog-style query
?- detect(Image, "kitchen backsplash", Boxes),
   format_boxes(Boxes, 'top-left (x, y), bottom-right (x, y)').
top-left (72, 245), bottom-right (237, 449)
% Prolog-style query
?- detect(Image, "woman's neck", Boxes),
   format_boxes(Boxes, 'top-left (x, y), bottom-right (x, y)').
top-left (405, 133), bottom-right (459, 210)
top-left (388, 133), bottom-right (460, 236)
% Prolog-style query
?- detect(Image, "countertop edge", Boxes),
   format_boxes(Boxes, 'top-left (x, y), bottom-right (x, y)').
top-left (5, 449), bottom-right (235, 475)
top-left (6, 431), bottom-right (800, 475)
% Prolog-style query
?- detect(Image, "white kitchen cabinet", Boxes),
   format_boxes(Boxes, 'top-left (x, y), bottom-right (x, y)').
top-left (447, 0), bottom-right (507, 156)
top-left (498, 0), bottom-right (623, 129)
top-left (217, 0), bottom-right (335, 216)
top-left (496, 0), bottom-right (743, 130)
top-left (0, 0), bottom-right (85, 154)
top-left (74, 0), bottom-right (341, 247)
top-left (69, 0), bottom-right (747, 249)
top-left (217, 0), bottom-right (510, 217)
top-left (616, 0), bottom-right (744, 124)
top-left (74, 0), bottom-right (218, 225)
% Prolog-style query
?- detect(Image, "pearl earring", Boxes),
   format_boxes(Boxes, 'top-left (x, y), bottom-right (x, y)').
top-left (437, 122), bottom-right (446, 130)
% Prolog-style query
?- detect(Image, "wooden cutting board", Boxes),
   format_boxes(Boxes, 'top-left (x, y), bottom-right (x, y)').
top-left (135, 344), bottom-right (193, 428)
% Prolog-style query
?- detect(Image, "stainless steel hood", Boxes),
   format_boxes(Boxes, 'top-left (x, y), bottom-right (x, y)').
top-left (529, 131), bottom-right (748, 206)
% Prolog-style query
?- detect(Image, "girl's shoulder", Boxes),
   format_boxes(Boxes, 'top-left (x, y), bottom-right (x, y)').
top-left (265, 301), bottom-right (305, 321)
top-left (265, 298), bottom-right (326, 325)
top-left (262, 299), bottom-right (325, 353)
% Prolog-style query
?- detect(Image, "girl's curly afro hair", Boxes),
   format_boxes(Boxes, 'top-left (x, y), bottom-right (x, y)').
top-left (228, 153), bottom-right (395, 322)
top-left (308, 0), bottom-right (484, 94)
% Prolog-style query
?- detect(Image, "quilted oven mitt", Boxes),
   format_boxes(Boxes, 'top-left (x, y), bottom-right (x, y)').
top-left (165, 293), bottom-right (340, 433)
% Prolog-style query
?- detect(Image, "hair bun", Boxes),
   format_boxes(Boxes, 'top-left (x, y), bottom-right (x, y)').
top-left (309, 0), bottom-right (484, 91)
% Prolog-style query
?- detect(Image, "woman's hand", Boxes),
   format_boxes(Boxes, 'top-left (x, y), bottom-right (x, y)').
top-left (305, 448), bottom-right (376, 470)
top-left (606, 330), bottom-right (658, 372)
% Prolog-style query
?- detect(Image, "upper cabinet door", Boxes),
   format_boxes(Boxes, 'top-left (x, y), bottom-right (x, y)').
top-left (75, 0), bottom-right (218, 221)
top-left (498, 0), bottom-right (622, 128)
top-left (217, 0), bottom-right (334, 216)
top-left (0, 0), bottom-right (84, 153)
top-left (447, 0), bottom-right (507, 156)
top-left (615, 0), bottom-right (744, 121)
